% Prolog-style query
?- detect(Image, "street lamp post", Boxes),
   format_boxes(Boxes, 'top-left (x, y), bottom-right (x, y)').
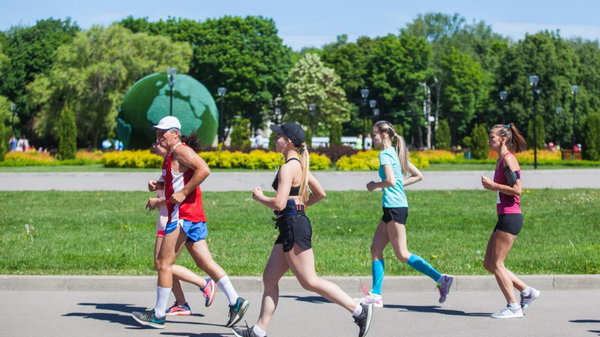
top-left (308, 103), bottom-right (316, 147)
top-left (217, 87), bottom-right (227, 144)
top-left (529, 75), bottom-right (540, 169)
top-left (499, 90), bottom-right (508, 123)
top-left (360, 88), bottom-right (369, 134)
top-left (10, 104), bottom-right (17, 137)
top-left (571, 85), bottom-right (579, 150)
top-left (167, 68), bottom-right (177, 116)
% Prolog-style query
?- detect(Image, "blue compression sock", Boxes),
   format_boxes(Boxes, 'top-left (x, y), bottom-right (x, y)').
top-left (371, 260), bottom-right (385, 295)
top-left (407, 254), bottom-right (442, 282)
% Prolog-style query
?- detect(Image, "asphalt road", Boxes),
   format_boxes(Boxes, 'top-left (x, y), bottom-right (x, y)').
top-left (1, 169), bottom-right (599, 191)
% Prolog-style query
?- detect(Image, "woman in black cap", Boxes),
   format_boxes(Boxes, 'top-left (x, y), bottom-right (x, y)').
top-left (232, 122), bottom-right (373, 337)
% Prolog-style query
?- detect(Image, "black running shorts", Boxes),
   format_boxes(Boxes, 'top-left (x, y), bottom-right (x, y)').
top-left (494, 213), bottom-right (523, 235)
top-left (382, 207), bottom-right (409, 224)
top-left (275, 212), bottom-right (312, 252)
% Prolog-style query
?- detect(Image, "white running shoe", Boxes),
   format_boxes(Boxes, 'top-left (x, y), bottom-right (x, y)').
top-left (354, 293), bottom-right (384, 308)
top-left (520, 288), bottom-right (540, 310)
top-left (491, 306), bottom-right (523, 319)
top-left (436, 274), bottom-right (454, 303)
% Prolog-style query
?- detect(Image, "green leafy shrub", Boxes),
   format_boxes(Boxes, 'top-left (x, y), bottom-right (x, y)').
top-left (470, 124), bottom-right (489, 159)
top-left (582, 113), bottom-right (600, 161)
top-left (435, 119), bottom-right (451, 150)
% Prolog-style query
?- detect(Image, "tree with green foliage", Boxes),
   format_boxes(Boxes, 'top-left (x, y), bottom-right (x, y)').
top-left (330, 123), bottom-right (343, 146)
top-left (527, 115), bottom-right (546, 150)
top-left (230, 118), bottom-right (251, 149)
top-left (470, 124), bottom-right (489, 159)
top-left (0, 18), bottom-right (79, 133)
top-left (582, 113), bottom-right (600, 161)
top-left (120, 16), bottom-right (294, 131)
top-left (435, 119), bottom-right (451, 150)
top-left (439, 47), bottom-right (487, 144)
top-left (56, 104), bottom-right (77, 160)
top-left (27, 24), bottom-right (192, 148)
top-left (284, 53), bottom-right (351, 143)
top-left (497, 32), bottom-right (579, 143)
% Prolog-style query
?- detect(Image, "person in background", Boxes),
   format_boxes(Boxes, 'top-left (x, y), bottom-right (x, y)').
top-left (364, 133), bottom-right (373, 150)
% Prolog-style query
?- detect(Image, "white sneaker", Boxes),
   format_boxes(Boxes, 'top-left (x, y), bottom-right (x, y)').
top-left (358, 293), bottom-right (383, 308)
top-left (491, 306), bottom-right (523, 319)
top-left (520, 288), bottom-right (540, 310)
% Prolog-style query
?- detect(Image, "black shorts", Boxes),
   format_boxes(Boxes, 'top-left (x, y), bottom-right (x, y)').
top-left (494, 213), bottom-right (523, 235)
top-left (382, 207), bottom-right (409, 224)
top-left (275, 212), bottom-right (312, 252)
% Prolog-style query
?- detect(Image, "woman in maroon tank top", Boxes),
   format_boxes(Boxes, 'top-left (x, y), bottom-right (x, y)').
top-left (480, 123), bottom-right (540, 319)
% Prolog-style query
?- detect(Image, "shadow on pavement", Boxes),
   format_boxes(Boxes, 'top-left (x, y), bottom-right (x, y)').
top-left (161, 333), bottom-right (230, 337)
top-left (569, 319), bottom-right (600, 336)
top-left (280, 295), bottom-right (330, 304)
top-left (385, 304), bottom-right (491, 317)
top-left (63, 302), bottom-right (216, 329)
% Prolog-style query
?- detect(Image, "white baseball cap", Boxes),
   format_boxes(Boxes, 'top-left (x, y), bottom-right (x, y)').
top-left (152, 116), bottom-right (181, 130)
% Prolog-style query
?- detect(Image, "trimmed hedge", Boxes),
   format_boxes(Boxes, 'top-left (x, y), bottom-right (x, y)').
top-left (1, 150), bottom-right (102, 166)
top-left (101, 149), bottom-right (332, 170)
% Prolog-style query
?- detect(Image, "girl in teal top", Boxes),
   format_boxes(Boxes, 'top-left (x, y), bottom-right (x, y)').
top-left (358, 120), bottom-right (454, 308)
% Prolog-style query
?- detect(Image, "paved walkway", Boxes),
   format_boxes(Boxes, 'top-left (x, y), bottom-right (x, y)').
top-left (2, 275), bottom-right (600, 337)
top-left (1, 169), bottom-right (600, 191)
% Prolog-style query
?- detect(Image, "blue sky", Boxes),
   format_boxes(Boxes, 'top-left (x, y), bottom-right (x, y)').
top-left (2, 0), bottom-right (599, 50)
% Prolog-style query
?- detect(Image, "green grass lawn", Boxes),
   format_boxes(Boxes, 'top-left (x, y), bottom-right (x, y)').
top-left (0, 163), bottom-right (596, 172)
top-left (1, 189), bottom-right (599, 276)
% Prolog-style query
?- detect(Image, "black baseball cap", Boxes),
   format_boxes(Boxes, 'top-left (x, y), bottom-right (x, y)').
top-left (270, 122), bottom-right (305, 146)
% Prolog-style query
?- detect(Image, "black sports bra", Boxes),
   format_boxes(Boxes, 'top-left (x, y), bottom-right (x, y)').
top-left (272, 158), bottom-right (301, 196)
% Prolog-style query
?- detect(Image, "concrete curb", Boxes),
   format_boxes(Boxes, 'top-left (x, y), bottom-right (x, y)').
top-left (2, 275), bottom-right (599, 293)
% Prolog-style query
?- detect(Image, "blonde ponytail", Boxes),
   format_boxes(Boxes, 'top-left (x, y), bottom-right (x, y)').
top-left (374, 120), bottom-right (410, 175)
top-left (394, 133), bottom-right (410, 175)
top-left (297, 143), bottom-right (310, 203)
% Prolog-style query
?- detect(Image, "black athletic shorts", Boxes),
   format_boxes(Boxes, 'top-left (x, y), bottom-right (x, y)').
top-left (382, 207), bottom-right (409, 224)
top-left (274, 212), bottom-right (312, 252)
top-left (494, 213), bottom-right (523, 235)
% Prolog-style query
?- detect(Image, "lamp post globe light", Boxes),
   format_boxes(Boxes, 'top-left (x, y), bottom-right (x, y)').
top-left (499, 90), bottom-right (508, 123)
top-left (571, 85), bottom-right (579, 150)
top-left (369, 99), bottom-right (378, 121)
top-left (167, 68), bottom-right (177, 116)
top-left (217, 87), bottom-right (227, 144)
top-left (529, 75), bottom-right (540, 169)
top-left (274, 107), bottom-right (281, 124)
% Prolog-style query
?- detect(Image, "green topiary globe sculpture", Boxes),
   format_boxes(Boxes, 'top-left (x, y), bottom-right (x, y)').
top-left (117, 72), bottom-right (218, 149)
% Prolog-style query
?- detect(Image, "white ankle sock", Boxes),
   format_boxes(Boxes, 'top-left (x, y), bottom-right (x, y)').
top-left (508, 302), bottom-right (521, 311)
top-left (253, 325), bottom-right (267, 337)
top-left (217, 275), bottom-right (239, 306)
top-left (352, 303), bottom-right (363, 317)
top-left (521, 287), bottom-right (532, 296)
top-left (154, 286), bottom-right (171, 318)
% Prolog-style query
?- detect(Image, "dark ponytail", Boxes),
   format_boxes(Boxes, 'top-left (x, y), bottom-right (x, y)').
top-left (492, 123), bottom-right (527, 153)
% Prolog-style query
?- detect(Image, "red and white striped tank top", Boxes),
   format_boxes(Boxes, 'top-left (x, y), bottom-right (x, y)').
top-left (162, 143), bottom-right (206, 223)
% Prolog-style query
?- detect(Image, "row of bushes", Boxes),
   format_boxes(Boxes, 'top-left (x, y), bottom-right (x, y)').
top-left (102, 150), bottom-right (333, 170)
top-left (3, 148), bottom-right (600, 169)
top-left (1, 150), bottom-right (102, 166)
